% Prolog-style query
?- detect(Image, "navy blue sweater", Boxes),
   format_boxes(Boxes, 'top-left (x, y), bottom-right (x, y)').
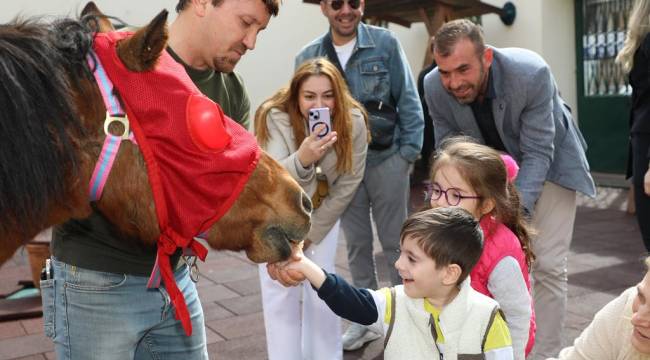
top-left (316, 270), bottom-right (379, 326)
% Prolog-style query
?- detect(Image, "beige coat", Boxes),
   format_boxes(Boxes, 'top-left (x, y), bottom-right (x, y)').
top-left (550, 287), bottom-right (648, 360)
top-left (260, 107), bottom-right (367, 244)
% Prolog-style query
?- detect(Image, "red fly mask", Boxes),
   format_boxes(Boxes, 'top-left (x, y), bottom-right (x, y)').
top-left (91, 31), bottom-right (259, 336)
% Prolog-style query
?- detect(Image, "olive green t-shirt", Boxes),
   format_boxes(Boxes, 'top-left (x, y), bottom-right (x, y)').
top-left (52, 47), bottom-right (251, 275)
top-left (167, 47), bottom-right (251, 129)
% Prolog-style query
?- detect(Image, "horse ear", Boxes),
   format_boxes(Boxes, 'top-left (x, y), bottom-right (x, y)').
top-left (81, 1), bottom-right (115, 33)
top-left (116, 10), bottom-right (168, 72)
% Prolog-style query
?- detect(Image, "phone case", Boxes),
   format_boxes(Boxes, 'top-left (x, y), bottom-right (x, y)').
top-left (308, 107), bottom-right (331, 138)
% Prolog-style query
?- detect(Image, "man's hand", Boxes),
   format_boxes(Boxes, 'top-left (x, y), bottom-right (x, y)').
top-left (644, 167), bottom-right (650, 196)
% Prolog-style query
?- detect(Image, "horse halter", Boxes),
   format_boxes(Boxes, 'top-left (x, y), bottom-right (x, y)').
top-left (87, 53), bottom-right (136, 202)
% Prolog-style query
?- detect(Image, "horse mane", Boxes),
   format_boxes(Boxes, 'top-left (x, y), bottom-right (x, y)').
top-left (0, 16), bottom-right (94, 235)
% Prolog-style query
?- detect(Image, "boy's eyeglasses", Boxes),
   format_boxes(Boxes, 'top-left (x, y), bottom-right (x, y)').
top-left (328, 0), bottom-right (361, 11)
top-left (425, 183), bottom-right (481, 206)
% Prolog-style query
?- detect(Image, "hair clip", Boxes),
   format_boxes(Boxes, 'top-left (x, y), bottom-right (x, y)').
top-left (500, 154), bottom-right (519, 183)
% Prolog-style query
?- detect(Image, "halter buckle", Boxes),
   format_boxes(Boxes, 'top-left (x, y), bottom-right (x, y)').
top-left (103, 112), bottom-right (131, 140)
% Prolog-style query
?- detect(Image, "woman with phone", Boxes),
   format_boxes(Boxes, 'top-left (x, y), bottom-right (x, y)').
top-left (255, 57), bottom-right (369, 360)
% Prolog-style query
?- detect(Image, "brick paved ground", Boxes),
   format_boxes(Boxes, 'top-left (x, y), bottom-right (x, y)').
top-left (0, 186), bottom-right (646, 359)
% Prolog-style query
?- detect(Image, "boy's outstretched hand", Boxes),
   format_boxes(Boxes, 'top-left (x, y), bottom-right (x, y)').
top-left (266, 241), bottom-right (327, 289)
top-left (267, 241), bottom-right (307, 287)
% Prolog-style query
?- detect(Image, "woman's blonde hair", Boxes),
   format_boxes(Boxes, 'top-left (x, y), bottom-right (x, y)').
top-left (430, 137), bottom-right (535, 267)
top-left (255, 58), bottom-right (368, 173)
top-left (616, 0), bottom-right (650, 73)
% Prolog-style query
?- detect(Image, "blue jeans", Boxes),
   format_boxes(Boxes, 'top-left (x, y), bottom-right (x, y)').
top-left (41, 258), bottom-right (208, 359)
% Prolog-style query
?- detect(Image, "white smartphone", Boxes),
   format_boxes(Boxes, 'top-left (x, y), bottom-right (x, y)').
top-left (308, 107), bottom-right (331, 138)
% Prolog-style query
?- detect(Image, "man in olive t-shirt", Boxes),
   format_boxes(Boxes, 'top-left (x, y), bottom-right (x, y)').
top-left (48, 1), bottom-right (278, 358)
top-left (167, 47), bottom-right (251, 129)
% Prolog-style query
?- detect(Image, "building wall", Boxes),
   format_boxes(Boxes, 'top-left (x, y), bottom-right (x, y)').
top-left (1, 0), bottom-right (578, 124)
top-left (481, 0), bottom-right (578, 121)
top-left (0, 0), bottom-right (428, 127)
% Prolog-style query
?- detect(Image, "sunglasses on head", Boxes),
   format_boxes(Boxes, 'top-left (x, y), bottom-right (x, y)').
top-left (329, 0), bottom-right (361, 11)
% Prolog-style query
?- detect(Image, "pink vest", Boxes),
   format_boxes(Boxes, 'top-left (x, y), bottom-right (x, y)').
top-left (471, 216), bottom-right (536, 355)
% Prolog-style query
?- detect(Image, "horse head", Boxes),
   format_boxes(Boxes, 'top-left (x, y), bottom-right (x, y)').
top-left (0, 4), bottom-right (311, 266)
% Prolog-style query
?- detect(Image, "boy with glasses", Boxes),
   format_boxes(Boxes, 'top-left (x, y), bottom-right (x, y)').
top-left (294, 0), bottom-right (424, 351)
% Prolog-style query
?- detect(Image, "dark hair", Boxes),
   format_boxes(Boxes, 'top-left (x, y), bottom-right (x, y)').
top-left (430, 137), bottom-right (536, 267)
top-left (401, 207), bottom-right (484, 285)
top-left (433, 19), bottom-right (485, 57)
top-left (176, 0), bottom-right (280, 16)
top-left (0, 17), bottom-right (91, 237)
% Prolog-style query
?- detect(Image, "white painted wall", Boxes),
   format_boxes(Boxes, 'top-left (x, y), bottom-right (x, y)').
top-left (542, 0), bottom-right (577, 121)
top-left (0, 1), bottom-right (428, 127)
top-left (481, 0), bottom-right (579, 122)
top-left (0, 0), bottom-right (177, 24)
top-left (1, 1), bottom-right (578, 123)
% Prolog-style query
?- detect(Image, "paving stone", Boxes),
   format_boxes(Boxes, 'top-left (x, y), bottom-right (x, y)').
top-left (204, 249), bottom-right (235, 261)
top-left (205, 325), bottom-right (225, 345)
top-left (13, 355), bottom-right (45, 360)
top-left (207, 334), bottom-right (267, 360)
top-left (19, 318), bottom-right (43, 335)
top-left (200, 263), bottom-right (258, 284)
top-left (0, 321), bottom-right (25, 340)
top-left (223, 276), bottom-right (261, 296)
top-left (197, 284), bottom-right (240, 303)
top-left (201, 255), bottom-right (250, 273)
top-left (342, 336), bottom-right (383, 360)
top-left (218, 294), bottom-right (262, 316)
top-left (567, 252), bottom-right (628, 274)
top-left (566, 286), bottom-right (630, 320)
top-left (206, 312), bottom-right (265, 340)
top-left (203, 302), bottom-right (235, 322)
top-left (569, 262), bottom-right (644, 295)
top-left (0, 333), bottom-right (53, 360)
top-left (227, 251), bottom-right (256, 265)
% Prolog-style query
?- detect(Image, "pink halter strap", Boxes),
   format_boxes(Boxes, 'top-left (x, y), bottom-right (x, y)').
top-left (87, 52), bottom-right (137, 202)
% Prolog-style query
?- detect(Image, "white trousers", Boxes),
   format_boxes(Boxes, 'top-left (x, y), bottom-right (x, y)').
top-left (259, 220), bottom-right (343, 360)
top-left (529, 182), bottom-right (577, 360)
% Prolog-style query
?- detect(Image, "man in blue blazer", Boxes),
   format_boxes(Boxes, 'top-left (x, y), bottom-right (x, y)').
top-left (424, 19), bottom-right (595, 360)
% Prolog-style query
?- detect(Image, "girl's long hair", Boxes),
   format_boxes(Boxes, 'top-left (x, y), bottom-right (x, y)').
top-left (255, 57), bottom-right (368, 173)
top-left (616, 0), bottom-right (650, 73)
top-left (430, 137), bottom-right (535, 267)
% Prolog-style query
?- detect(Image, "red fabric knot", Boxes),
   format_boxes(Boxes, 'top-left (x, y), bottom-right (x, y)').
top-left (158, 231), bottom-right (178, 255)
top-left (155, 248), bottom-right (193, 335)
top-left (188, 239), bottom-right (208, 261)
top-left (156, 227), bottom-right (208, 336)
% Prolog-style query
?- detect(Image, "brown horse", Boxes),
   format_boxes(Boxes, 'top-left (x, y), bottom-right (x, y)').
top-left (0, 6), bottom-right (311, 267)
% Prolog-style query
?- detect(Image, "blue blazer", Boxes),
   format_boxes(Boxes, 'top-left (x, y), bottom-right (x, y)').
top-left (424, 47), bottom-right (596, 212)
